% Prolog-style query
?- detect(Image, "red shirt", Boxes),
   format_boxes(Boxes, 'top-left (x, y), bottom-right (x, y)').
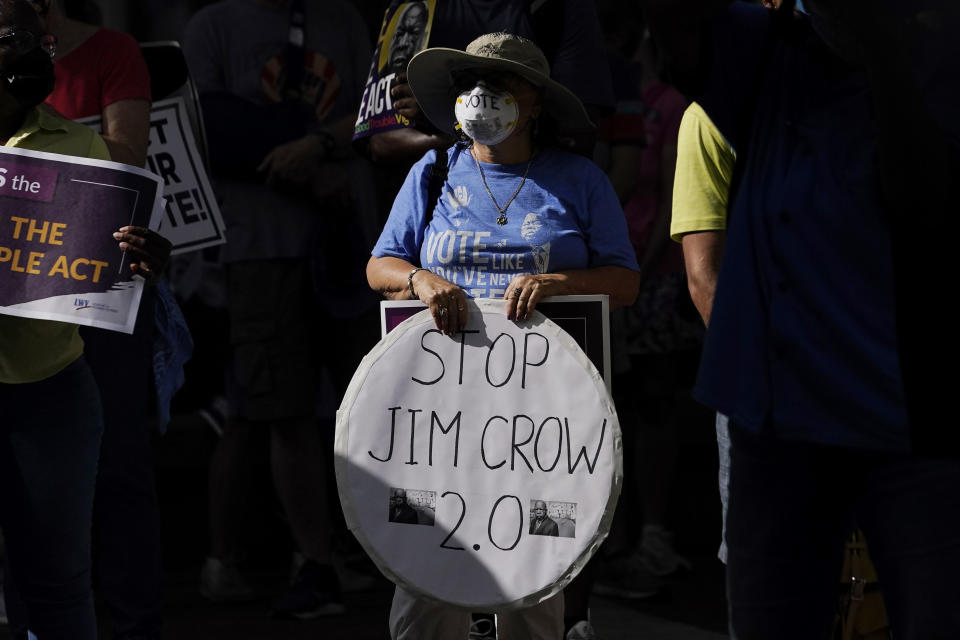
top-left (46, 28), bottom-right (151, 120)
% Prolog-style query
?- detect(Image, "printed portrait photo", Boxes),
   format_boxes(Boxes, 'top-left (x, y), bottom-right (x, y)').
top-left (381, 1), bottom-right (428, 76)
top-left (529, 500), bottom-right (576, 538)
top-left (388, 487), bottom-right (436, 526)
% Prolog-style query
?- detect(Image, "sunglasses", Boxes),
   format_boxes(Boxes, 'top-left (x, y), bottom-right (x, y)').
top-left (0, 30), bottom-right (57, 58)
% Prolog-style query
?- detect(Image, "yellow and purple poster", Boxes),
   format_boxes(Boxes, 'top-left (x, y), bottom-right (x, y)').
top-left (353, 0), bottom-right (437, 140)
top-left (0, 146), bottom-right (163, 334)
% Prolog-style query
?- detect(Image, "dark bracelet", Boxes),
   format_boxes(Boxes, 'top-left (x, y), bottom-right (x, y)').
top-left (408, 267), bottom-right (427, 299)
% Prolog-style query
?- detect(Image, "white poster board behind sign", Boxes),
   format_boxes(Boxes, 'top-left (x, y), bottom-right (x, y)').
top-left (80, 97), bottom-right (226, 255)
top-left (336, 299), bottom-right (622, 610)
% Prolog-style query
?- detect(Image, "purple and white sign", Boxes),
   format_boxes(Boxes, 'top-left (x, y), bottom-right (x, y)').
top-left (353, 0), bottom-right (437, 141)
top-left (0, 145), bottom-right (163, 334)
top-left (0, 161), bottom-right (59, 202)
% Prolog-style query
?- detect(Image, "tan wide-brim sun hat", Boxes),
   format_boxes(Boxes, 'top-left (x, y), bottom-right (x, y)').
top-left (407, 32), bottom-right (595, 137)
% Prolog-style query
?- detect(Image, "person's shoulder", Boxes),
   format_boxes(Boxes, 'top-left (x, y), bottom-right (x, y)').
top-left (539, 147), bottom-right (604, 180)
top-left (410, 147), bottom-right (440, 173)
top-left (183, 2), bottom-right (217, 37)
top-left (36, 105), bottom-right (83, 134)
top-left (414, 144), bottom-right (469, 174)
top-left (685, 102), bottom-right (733, 150)
top-left (684, 101), bottom-right (712, 126)
top-left (85, 29), bottom-right (146, 74)
top-left (88, 28), bottom-right (139, 51)
top-left (34, 106), bottom-right (109, 160)
top-left (402, 146), bottom-right (459, 192)
top-left (60, 123), bottom-right (107, 160)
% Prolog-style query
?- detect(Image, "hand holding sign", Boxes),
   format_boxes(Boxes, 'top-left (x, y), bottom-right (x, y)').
top-left (354, 1), bottom-right (437, 140)
top-left (0, 145), bottom-right (163, 333)
top-left (390, 73), bottom-right (421, 121)
top-left (409, 268), bottom-right (469, 336)
top-left (113, 225), bottom-right (172, 283)
top-left (336, 299), bottom-right (621, 610)
top-left (504, 273), bottom-right (567, 322)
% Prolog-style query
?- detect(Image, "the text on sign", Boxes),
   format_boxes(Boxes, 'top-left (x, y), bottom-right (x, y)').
top-left (366, 327), bottom-right (606, 476)
top-left (146, 117), bottom-right (211, 229)
top-left (0, 215), bottom-right (109, 282)
top-left (0, 163), bottom-right (59, 202)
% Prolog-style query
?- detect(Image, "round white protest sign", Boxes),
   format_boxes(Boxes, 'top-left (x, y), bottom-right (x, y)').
top-left (335, 299), bottom-right (622, 610)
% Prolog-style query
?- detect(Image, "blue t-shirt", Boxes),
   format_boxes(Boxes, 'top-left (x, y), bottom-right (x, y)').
top-left (373, 145), bottom-right (638, 298)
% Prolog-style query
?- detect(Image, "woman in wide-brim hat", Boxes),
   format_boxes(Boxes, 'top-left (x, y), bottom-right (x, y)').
top-left (407, 31), bottom-right (595, 142)
top-left (366, 33), bottom-right (640, 639)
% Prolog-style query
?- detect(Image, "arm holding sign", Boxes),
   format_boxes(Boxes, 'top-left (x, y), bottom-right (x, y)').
top-left (367, 74), bottom-right (454, 162)
top-left (367, 254), bottom-right (636, 329)
top-left (99, 98), bottom-right (150, 168)
top-left (369, 126), bottom-right (452, 164)
top-left (503, 155), bottom-right (640, 321)
top-left (390, 72), bottom-right (419, 121)
top-left (367, 255), bottom-right (469, 336)
top-left (503, 266), bottom-right (639, 323)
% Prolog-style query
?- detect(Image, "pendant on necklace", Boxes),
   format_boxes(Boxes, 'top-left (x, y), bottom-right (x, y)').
top-left (496, 213), bottom-right (508, 225)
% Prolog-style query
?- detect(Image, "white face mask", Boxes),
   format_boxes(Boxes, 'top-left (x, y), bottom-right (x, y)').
top-left (454, 81), bottom-right (519, 146)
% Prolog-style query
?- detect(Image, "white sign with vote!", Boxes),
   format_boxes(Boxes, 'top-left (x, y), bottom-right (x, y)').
top-left (336, 299), bottom-right (622, 610)
top-left (81, 97), bottom-right (226, 255)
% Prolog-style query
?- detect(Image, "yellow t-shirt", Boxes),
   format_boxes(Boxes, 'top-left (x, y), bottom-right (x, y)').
top-left (0, 107), bottom-right (111, 384)
top-left (669, 102), bottom-right (736, 242)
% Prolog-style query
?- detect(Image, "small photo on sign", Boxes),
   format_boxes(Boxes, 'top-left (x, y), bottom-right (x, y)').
top-left (529, 500), bottom-right (576, 538)
top-left (388, 487), bottom-right (436, 526)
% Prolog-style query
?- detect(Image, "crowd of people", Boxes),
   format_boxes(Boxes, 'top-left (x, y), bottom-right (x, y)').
top-left (1, 0), bottom-right (958, 639)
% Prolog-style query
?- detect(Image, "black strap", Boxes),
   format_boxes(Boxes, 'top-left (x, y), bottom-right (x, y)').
top-left (529, 0), bottom-right (564, 65)
top-left (424, 147), bottom-right (449, 226)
